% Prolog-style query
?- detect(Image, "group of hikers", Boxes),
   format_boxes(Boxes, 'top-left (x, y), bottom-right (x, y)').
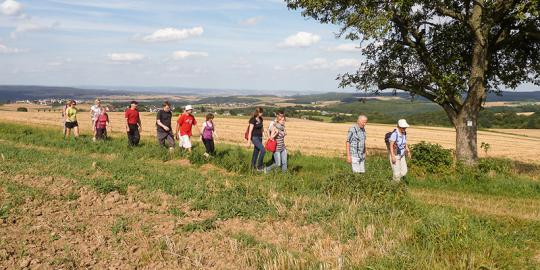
top-left (61, 99), bottom-right (410, 181)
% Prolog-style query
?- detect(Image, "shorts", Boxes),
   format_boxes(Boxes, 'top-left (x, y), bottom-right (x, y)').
top-left (65, 121), bottom-right (78, 129)
top-left (351, 157), bottom-right (365, 173)
top-left (180, 135), bottom-right (192, 149)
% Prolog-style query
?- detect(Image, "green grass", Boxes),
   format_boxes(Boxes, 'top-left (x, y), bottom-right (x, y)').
top-left (0, 121), bottom-right (539, 269)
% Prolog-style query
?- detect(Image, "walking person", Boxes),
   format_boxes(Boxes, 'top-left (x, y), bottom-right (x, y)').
top-left (156, 101), bottom-right (175, 151)
top-left (64, 100), bottom-right (79, 140)
top-left (201, 113), bottom-right (218, 157)
top-left (346, 115), bottom-right (368, 173)
top-left (90, 99), bottom-right (102, 142)
top-left (267, 110), bottom-right (284, 166)
top-left (246, 107), bottom-right (266, 171)
top-left (264, 115), bottom-right (287, 173)
top-left (125, 101), bottom-right (141, 146)
top-left (388, 119), bottom-right (412, 182)
top-left (175, 105), bottom-right (200, 153)
top-left (95, 107), bottom-right (111, 140)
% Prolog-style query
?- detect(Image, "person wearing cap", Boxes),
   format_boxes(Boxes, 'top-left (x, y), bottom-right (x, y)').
top-left (90, 98), bottom-right (103, 142)
top-left (64, 100), bottom-right (79, 139)
top-left (175, 105), bottom-right (201, 153)
top-left (346, 115), bottom-right (368, 173)
top-left (389, 119), bottom-right (412, 182)
top-left (156, 101), bottom-right (175, 151)
top-left (125, 101), bottom-right (142, 146)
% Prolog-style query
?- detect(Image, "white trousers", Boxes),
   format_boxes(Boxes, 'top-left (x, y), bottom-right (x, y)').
top-left (390, 155), bottom-right (407, 181)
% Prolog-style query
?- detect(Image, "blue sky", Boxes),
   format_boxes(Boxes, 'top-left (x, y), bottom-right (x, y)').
top-left (0, 0), bottom-right (538, 93)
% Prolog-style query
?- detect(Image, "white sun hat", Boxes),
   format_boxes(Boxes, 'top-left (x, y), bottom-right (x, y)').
top-left (185, 105), bottom-right (193, 111)
top-left (398, 119), bottom-right (410, 128)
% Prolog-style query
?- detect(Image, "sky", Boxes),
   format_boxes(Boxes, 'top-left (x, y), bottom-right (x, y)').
top-left (0, 0), bottom-right (538, 93)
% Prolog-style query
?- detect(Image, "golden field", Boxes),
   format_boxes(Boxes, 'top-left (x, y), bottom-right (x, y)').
top-left (0, 110), bottom-right (538, 164)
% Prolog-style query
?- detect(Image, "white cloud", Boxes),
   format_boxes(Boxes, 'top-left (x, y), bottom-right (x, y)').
top-left (240, 16), bottom-right (263, 26)
top-left (13, 21), bottom-right (60, 34)
top-left (334, 58), bottom-right (362, 68)
top-left (0, 42), bottom-right (22, 54)
top-left (278, 32), bottom-right (320, 48)
top-left (294, 58), bottom-right (361, 70)
top-left (172, 50), bottom-right (208, 60)
top-left (1, 0), bottom-right (22, 16)
top-left (329, 44), bottom-right (360, 52)
top-left (294, 58), bottom-right (329, 70)
top-left (142, 27), bottom-right (203, 42)
top-left (108, 53), bottom-right (145, 62)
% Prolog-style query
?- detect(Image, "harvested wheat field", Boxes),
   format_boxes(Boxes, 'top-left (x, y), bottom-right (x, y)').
top-left (0, 111), bottom-right (538, 164)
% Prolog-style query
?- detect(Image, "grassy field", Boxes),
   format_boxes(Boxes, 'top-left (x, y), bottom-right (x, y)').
top-left (0, 121), bottom-right (540, 269)
top-left (0, 110), bottom-right (539, 164)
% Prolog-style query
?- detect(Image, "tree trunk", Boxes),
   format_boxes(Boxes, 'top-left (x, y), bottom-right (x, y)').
top-left (454, 108), bottom-right (479, 166)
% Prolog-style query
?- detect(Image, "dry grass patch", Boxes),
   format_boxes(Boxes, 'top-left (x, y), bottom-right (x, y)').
top-left (411, 188), bottom-right (540, 221)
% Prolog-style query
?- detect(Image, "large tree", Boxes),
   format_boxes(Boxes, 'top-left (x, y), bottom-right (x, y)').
top-left (286, 0), bottom-right (540, 165)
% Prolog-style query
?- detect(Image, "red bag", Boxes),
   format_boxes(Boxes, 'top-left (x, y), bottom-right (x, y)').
top-left (265, 139), bottom-right (277, 152)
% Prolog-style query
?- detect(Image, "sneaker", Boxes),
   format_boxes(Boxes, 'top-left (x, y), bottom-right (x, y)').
top-left (168, 147), bottom-right (174, 153)
top-left (92, 137), bottom-right (96, 142)
top-left (203, 153), bottom-right (210, 158)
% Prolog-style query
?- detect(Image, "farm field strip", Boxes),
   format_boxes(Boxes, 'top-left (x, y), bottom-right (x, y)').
top-left (0, 111), bottom-right (538, 164)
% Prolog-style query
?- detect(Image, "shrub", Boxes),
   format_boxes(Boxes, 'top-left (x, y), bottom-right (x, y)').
top-left (477, 158), bottom-right (513, 176)
top-left (16, 107), bottom-right (28, 112)
top-left (411, 142), bottom-right (453, 173)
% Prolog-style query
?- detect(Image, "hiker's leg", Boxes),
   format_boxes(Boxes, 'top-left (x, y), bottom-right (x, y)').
top-left (281, 149), bottom-right (288, 173)
top-left (265, 151), bottom-right (280, 172)
top-left (400, 156), bottom-right (408, 178)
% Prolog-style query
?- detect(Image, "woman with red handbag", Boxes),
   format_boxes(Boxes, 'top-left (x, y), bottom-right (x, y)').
top-left (246, 107), bottom-right (266, 171)
top-left (264, 115), bottom-right (287, 173)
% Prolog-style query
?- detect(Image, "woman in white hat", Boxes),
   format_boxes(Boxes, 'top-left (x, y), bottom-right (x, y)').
top-left (175, 105), bottom-right (201, 153)
top-left (388, 119), bottom-right (411, 182)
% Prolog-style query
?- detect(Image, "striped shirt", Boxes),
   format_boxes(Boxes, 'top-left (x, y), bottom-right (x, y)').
top-left (274, 123), bottom-right (286, 152)
top-left (347, 124), bottom-right (366, 160)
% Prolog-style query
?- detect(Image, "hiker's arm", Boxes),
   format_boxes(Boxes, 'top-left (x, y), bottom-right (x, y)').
top-left (406, 144), bottom-right (411, 158)
top-left (389, 141), bottom-right (397, 163)
top-left (157, 120), bottom-right (169, 131)
top-left (346, 142), bottom-right (351, 163)
top-left (246, 124), bottom-right (254, 146)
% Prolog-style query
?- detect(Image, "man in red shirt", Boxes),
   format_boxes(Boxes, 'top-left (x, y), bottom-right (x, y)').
top-left (175, 105), bottom-right (201, 153)
top-left (125, 101), bottom-right (142, 146)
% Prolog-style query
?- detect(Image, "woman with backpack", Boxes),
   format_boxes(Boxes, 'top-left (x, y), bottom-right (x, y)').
top-left (246, 107), bottom-right (266, 171)
top-left (201, 113), bottom-right (218, 157)
top-left (264, 115), bottom-right (287, 173)
top-left (387, 119), bottom-right (412, 182)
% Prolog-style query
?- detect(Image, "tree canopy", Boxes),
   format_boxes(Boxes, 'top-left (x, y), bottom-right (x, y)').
top-left (286, 0), bottom-right (540, 164)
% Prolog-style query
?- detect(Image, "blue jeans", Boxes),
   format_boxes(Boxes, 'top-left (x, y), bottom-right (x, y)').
top-left (251, 136), bottom-right (265, 170)
top-left (265, 149), bottom-right (287, 173)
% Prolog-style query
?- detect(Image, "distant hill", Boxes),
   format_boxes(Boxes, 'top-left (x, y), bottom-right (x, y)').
top-left (0, 85), bottom-right (131, 102)
top-left (0, 85), bottom-right (538, 103)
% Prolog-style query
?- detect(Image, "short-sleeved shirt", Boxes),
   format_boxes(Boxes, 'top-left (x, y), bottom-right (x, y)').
top-left (347, 124), bottom-right (366, 160)
top-left (389, 130), bottom-right (407, 156)
top-left (66, 107), bottom-right (77, 122)
top-left (177, 113), bottom-right (197, 136)
top-left (249, 117), bottom-right (264, 138)
top-left (90, 105), bottom-right (102, 121)
top-left (125, 108), bottom-right (140, 125)
top-left (156, 109), bottom-right (172, 132)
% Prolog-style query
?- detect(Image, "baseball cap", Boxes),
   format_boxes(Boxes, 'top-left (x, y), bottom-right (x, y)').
top-left (185, 105), bottom-right (193, 111)
top-left (398, 119), bottom-right (410, 128)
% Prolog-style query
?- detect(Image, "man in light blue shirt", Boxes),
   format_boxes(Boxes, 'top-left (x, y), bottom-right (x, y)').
top-left (346, 115), bottom-right (368, 173)
top-left (389, 119), bottom-right (412, 181)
